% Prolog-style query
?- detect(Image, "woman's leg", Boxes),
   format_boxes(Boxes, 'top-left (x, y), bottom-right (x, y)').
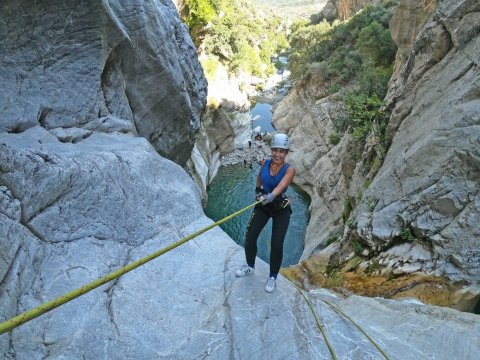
top-left (269, 209), bottom-right (291, 277)
top-left (244, 208), bottom-right (270, 267)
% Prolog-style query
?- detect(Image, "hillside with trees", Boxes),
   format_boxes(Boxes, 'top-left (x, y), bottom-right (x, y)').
top-left (251, 0), bottom-right (329, 19)
top-left (179, 0), bottom-right (289, 81)
top-left (288, 4), bottom-right (397, 152)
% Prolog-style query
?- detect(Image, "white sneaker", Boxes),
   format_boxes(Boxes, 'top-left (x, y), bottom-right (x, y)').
top-left (265, 277), bottom-right (276, 293)
top-left (236, 265), bottom-right (255, 277)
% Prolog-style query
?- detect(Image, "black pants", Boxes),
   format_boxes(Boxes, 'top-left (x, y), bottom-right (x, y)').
top-left (244, 203), bottom-right (291, 277)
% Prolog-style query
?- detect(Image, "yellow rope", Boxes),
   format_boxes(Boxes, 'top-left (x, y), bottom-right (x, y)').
top-left (0, 200), bottom-right (261, 335)
top-left (321, 299), bottom-right (390, 360)
top-left (291, 283), bottom-right (338, 359)
top-left (288, 278), bottom-right (389, 359)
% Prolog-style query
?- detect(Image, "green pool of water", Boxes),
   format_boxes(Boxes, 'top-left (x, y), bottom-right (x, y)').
top-left (205, 162), bottom-right (310, 267)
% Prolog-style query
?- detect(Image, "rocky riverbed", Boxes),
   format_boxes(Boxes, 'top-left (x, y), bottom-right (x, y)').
top-left (220, 139), bottom-right (272, 167)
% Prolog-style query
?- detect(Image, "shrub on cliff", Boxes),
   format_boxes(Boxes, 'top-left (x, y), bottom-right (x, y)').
top-left (183, 0), bottom-right (216, 30)
top-left (289, 5), bottom-right (397, 99)
top-left (355, 20), bottom-right (397, 67)
top-left (343, 92), bottom-right (387, 141)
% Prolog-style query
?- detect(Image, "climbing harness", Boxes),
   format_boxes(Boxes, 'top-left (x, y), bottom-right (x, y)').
top-left (0, 200), bottom-right (261, 335)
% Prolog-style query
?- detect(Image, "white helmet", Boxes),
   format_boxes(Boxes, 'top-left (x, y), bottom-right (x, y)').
top-left (271, 133), bottom-right (290, 150)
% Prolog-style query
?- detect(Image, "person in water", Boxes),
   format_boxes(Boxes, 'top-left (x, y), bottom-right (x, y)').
top-left (236, 133), bottom-right (296, 293)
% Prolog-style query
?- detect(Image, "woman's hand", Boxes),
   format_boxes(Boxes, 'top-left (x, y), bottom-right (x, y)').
top-left (261, 193), bottom-right (276, 205)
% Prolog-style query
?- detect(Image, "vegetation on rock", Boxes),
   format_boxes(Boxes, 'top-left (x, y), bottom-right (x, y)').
top-left (282, 259), bottom-right (471, 311)
top-left (181, 0), bottom-right (289, 80)
top-left (289, 5), bottom-right (395, 171)
top-left (289, 5), bottom-right (396, 95)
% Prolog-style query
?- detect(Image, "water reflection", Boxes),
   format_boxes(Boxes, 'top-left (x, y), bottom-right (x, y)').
top-left (252, 103), bottom-right (275, 133)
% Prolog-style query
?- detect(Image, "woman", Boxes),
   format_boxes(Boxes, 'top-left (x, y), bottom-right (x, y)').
top-left (236, 133), bottom-right (296, 293)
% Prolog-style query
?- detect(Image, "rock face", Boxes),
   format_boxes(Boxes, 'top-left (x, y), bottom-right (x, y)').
top-left (0, 0), bottom-right (207, 166)
top-left (186, 64), bottom-right (253, 201)
top-left (272, 77), bottom-right (364, 257)
top-left (1, 0), bottom-right (479, 359)
top-left (319, 0), bottom-right (381, 21)
top-left (186, 106), bottom-right (252, 201)
top-left (388, 0), bottom-right (437, 76)
top-left (273, 0), bottom-right (480, 309)
top-left (358, 0), bottom-right (480, 281)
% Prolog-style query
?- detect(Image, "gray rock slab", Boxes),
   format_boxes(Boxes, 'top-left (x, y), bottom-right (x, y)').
top-left (1, 126), bottom-right (479, 359)
top-left (0, 0), bottom-right (207, 165)
top-left (312, 291), bottom-right (480, 360)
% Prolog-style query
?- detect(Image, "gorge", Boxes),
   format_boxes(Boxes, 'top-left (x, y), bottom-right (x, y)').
top-left (0, 0), bottom-right (479, 359)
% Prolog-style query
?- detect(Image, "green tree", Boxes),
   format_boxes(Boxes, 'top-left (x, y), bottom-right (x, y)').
top-left (343, 92), bottom-right (387, 140)
top-left (355, 20), bottom-right (397, 66)
top-left (288, 20), bottom-right (332, 77)
top-left (184, 0), bottom-right (215, 29)
top-left (288, 4), bottom-right (396, 99)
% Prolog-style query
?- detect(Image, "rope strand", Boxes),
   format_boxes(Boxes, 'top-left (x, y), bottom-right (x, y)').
top-left (291, 283), bottom-right (338, 359)
top-left (0, 201), bottom-right (261, 335)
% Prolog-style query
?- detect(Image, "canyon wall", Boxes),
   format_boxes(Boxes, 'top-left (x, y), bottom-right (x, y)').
top-left (1, 1), bottom-right (479, 358)
top-left (274, 0), bottom-right (480, 309)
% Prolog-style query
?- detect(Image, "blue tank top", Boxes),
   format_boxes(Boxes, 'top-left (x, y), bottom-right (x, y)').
top-left (261, 159), bottom-right (290, 194)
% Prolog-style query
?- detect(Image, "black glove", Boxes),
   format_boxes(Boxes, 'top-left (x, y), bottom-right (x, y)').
top-left (255, 187), bottom-right (263, 201)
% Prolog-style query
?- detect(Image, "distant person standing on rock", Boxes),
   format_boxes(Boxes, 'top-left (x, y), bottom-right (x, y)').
top-left (236, 133), bottom-right (296, 293)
